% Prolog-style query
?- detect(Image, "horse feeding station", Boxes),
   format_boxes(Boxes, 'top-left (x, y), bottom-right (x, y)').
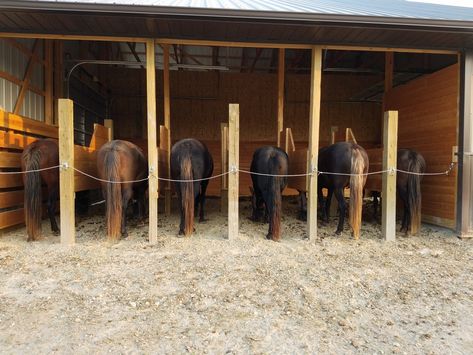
top-left (0, 0), bottom-right (472, 244)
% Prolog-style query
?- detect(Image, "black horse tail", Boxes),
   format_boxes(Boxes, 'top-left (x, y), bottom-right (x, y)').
top-left (268, 155), bottom-right (283, 241)
top-left (180, 154), bottom-right (194, 236)
top-left (23, 148), bottom-right (42, 241)
top-left (105, 150), bottom-right (122, 240)
top-left (407, 154), bottom-right (424, 235)
top-left (349, 146), bottom-right (368, 240)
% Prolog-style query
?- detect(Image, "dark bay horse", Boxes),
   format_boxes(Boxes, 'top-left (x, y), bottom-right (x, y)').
top-left (397, 149), bottom-right (426, 235)
top-left (170, 138), bottom-right (214, 236)
top-left (371, 149), bottom-right (426, 235)
top-left (97, 140), bottom-right (148, 240)
top-left (21, 139), bottom-right (59, 241)
top-left (318, 142), bottom-right (369, 239)
top-left (250, 146), bottom-right (288, 241)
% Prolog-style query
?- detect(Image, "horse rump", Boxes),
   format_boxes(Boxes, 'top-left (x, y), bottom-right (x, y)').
top-left (21, 146), bottom-right (42, 241)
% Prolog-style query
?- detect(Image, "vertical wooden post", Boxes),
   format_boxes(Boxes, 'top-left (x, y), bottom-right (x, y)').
top-left (53, 40), bottom-right (64, 126)
top-left (228, 104), bottom-right (239, 239)
top-left (277, 48), bottom-right (285, 147)
top-left (44, 40), bottom-right (54, 125)
top-left (146, 40), bottom-right (158, 244)
top-left (163, 44), bottom-right (172, 216)
top-left (382, 110), bottom-right (398, 241)
top-left (460, 50), bottom-right (473, 237)
top-left (308, 46), bottom-right (322, 240)
top-left (104, 119), bottom-right (113, 141)
top-left (58, 99), bottom-right (75, 245)
top-left (220, 122), bottom-right (229, 212)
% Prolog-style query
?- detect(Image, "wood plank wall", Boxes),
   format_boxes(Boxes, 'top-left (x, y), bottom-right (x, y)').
top-left (384, 64), bottom-right (459, 228)
top-left (0, 108), bottom-right (109, 230)
top-left (109, 69), bottom-right (382, 196)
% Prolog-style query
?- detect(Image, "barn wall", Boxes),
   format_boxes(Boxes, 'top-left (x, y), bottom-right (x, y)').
top-left (385, 63), bottom-right (459, 228)
top-left (0, 39), bottom-right (45, 121)
top-left (109, 69), bottom-right (382, 196)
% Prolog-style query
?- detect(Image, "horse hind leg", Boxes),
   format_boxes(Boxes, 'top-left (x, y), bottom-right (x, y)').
top-left (121, 187), bottom-right (133, 238)
top-left (199, 180), bottom-right (210, 222)
top-left (48, 185), bottom-right (60, 234)
top-left (334, 188), bottom-right (346, 235)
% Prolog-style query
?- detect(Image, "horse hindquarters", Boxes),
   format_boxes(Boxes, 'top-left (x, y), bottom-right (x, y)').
top-left (406, 157), bottom-right (423, 235)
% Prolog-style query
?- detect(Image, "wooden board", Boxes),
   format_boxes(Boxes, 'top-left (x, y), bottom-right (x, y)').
top-left (384, 63), bottom-right (459, 228)
top-left (0, 109), bottom-right (58, 138)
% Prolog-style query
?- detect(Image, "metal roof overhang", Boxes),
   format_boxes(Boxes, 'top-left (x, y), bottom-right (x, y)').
top-left (0, 1), bottom-right (472, 51)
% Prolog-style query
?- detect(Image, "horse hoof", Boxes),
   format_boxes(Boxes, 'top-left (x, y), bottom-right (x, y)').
top-left (199, 218), bottom-right (208, 223)
top-left (178, 230), bottom-right (185, 236)
top-left (335, 230), bottom-right (342, 235)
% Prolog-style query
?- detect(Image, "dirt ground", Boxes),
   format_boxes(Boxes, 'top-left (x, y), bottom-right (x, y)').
top-left (0, 196), bottom-right (472, 354)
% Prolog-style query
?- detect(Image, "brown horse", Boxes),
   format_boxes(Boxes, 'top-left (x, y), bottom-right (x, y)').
top-left (250, 146), bottom-right (288, 241)
top-left (318, 142), bottom-right (369, 239)
top-left (21, 139), bottom-right (59, 241)
top-left (97, 140), bottom-right (148, 240)
top-left (170, 139), bottom-right (214, 237)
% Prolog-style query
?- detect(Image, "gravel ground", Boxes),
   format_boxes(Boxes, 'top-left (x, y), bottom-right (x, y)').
top-left (0, 197), bottom-right (472, 354)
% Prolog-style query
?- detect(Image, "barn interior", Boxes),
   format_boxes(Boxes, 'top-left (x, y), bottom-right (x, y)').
top-left (0, 36), bottom-right (460, 236)
top-left (63, 40), bottom-right (459, 228)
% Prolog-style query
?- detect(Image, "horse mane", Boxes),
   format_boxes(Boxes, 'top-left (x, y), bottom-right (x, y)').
top-left (22, 145), bottom-right (42, 241)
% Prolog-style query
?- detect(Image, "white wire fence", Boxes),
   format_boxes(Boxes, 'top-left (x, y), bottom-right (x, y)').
top-left (0, 161), bottom-right (457, 184)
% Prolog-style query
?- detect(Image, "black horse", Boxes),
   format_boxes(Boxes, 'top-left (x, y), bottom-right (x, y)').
top-left (318, 142), bottom-right (369, 239)
top-left (250, 146), bottom-right (288, 241)
top-left (373, 148), bottom-right (426, 235)
top-left (170, 138), bottom-right (214, 236)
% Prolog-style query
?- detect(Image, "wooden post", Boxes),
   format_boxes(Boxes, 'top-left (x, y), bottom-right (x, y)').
top-left (104, 119), bottom-right (113, 141)
top-left (146, 39), bottom-right (158, 244)
top-left (163, 44), bottom-right (172, 216)
top-left (53, 40), bottom-right (63, 126)
top-left (330, 126), bottom-right (338, 144)
top-left (382, 110), bottom-right (398, 241)
top-left (44, 40), bottom-right (54, 125)
top-left (277, 48), bottom-right (285, 147)
top-left (228, 104), bottom-right (239, 239)
top-left (220, 122), bottom-right (229, 212)
top-left (58, 99), bottom-right (75, 245)
top-left (308, 46), bottom-right (322, 240)
top-left (461, 50), bottom-right (473, 238)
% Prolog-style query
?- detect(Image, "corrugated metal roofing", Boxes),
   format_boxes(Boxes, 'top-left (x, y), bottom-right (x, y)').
top-left (7, 0), bottom-right (473, 22)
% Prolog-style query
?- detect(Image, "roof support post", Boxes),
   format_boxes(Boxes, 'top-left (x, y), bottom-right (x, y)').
top-left (277, 48), bottom-right (285, 147)
top-left (163, 43), bottom-right (172, 216)
top-left (146, 39), bottom-right (158, 244)
top-left (307, 46), bottom-right (322, 240)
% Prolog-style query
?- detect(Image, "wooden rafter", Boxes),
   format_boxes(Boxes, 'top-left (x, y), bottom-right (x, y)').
top-left (0, 70), bottom-right (45, 96)
top-left (13, 39), bottom-right (41, 115)
top-left (2, 38), bottom-right (46, 66)
top-left (127, 42), bottom-right (145, 69)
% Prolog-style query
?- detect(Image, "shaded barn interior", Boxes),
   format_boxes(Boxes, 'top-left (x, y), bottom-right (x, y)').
top-left (0, 37), bottom-right (460, 230)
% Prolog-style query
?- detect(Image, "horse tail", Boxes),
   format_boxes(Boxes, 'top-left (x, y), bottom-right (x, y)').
top-left (181, 154), bottom-right (194, 236)
top-left (407, 154), bottom-right (424, 235)
top-left (23, 148), bottom-right (42, 241)
top-left (268, 155), bottom-right (283, 241)
top-left (104, 150), bottom-right (122, 240)
top-left (349, 147), bottom-right (367, 240)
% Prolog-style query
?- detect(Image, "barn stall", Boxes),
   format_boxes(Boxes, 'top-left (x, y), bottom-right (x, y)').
top-left (0, 1), bottom-right (471, 243)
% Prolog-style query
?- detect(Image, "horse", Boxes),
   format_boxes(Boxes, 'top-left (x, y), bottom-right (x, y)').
top-left (250, 146), bottom-right (289, 241)
top-left (21, 139), bottom-right (59, 241)
top-left (97, 140), bottom-right (148, 240)
top-left (318, 142), bottom-right (369, 239)
top-left (170, 138), bottom-right (214, 236)
top-left (372, 148), bottom-right (426, 235)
